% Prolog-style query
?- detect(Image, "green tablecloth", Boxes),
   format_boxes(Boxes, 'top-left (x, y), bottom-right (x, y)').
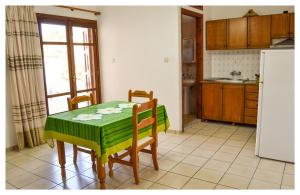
top-left (44, 101), bottom-right (170, 163)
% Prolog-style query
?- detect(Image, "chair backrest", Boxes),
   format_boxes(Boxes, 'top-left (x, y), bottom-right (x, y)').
top-left (131, 99), bottom-right (157, 148)
top-left (67, 93), bottom-right (96, 111)
top-left (128, 90), bottom-right (153, 102)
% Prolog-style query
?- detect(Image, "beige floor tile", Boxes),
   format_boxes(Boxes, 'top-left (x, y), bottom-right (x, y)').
top-left (224, 140), bottom-right (246, 148)
top-left (218, 145), bottom-right (241, 155)
top-left (229, 134), bottom-right (250, 141)
top-left (227, 164), bottom-right (256, 178)
top-left (7, 172), bottom-right (41, 188)
top-left (203, 159), bottom-right (230, 172)
top-left (37, 152), bottom-right (59, 163)
top-left (66, 160), bottom-right (93, 173)
top-left (6, 166), bottom-right (27, 180)
top-left (22, 178), bottom-right (57, 189)
top-left (170, 162), bottom-right (200, 177)
top-left (139, 167), bottom-right (167, 182)
top-left (162, 151), bottom-right (187, 162)
top-left (183, 178), bottom-right (216, 189)
top-left (105, 171), bottom-right (131, 187)
top-left (52, 156), bottom-right (76, 167)
top-left (219, 173), bottom-right (250, 189)
top-left (200, 142), bottom-right (223, 150)
top-left (215, 184), bottom-right (236, 189)
top-left (157, 146), bottom-right (171, 156)
top-left (172, 145), bottom-right (198, 154)
top-left (258, 158), bottom-right (285, 173)
top-left (115, 163), bottom-right (146, 176)
top-left (248, 179), bottom-right (280, 189)
top-left (157, 172), bottom-right (190, 189)
top-left (45, 169), bottom-right (77, 184)
top-left (84, 182), bottom-right (116, 189)
top-left (253, 169), bottom-right (283, 184)
top-left (212, 151), bottom-right (237, 162)
top-left (233, 155), bottom-right (260, 168)
top-left (31, 164), bottom-right (61, 177)
top-left (191, 147), bottom-right (216, 158)
top-left (6, 183), bottom-right (17, 189)
top-left (148, 183), bottom-right (174, 189)
top-left (157, 158), bottom-right (178, 171)
top-left (80, 168), bottom-right (98, 180)
top-left (59, 174), bottom-right (95, 189)
top-left (6, 162), bottom-right (17, 171)
top-left (239, 148), bottom-right (256, 157)
top-left (118, 178), bottom-right (153, 189)
top-left (193, 168), bottom-right (224, 183)
top-left (205, 137), bottom-right (226, 145)
top-left (284, 163), bottom-right (294, 175)
top-left (282, 174), bottom-right (294, 187)
top-left (182, 155), bottom-right (208, 167)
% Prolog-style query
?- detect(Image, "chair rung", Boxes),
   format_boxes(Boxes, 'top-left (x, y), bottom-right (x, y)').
top-left (137, 139), bottom-right (155, 151)
top-left (77, 147), bottom-right (92, 154)
top-left (110, 158), bottom-right (132, 166)
top-left (118, 150), bottom-right (130, 159)
top-left (140, 149), bottom-right (152, 154)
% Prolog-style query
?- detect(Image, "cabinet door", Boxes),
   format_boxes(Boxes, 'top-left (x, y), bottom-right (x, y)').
top-left (222, 84), bottom-right (245, 123)
top-left (206, 20), bottom-right (227, 50)
top-left (271, 14), bottom-right (289, 38)
top-left (248, 15), bottom-right (271, 48)
top-left (202, 83), bottom-right (222, 120)
top-left (289, 13), bottom-right (294, 38)
top-left (227, 17), bottom-right (247, 49)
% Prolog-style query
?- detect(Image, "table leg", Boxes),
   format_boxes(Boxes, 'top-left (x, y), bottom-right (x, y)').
top-left (57, 140), bottom-right (66, 178)
top-left (96, 157), bottom-right (106, 189)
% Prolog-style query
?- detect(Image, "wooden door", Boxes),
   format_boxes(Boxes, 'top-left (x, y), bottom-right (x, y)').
top-left (206, 20), bottom-right (227, 50)
top-left (248, 15), bottom-right (271, 48)
top-left (222, 84), bottom-right (245, 123)
top-left (227, 17), bottom-right (247, 49)
top-left (271, 14), bottom-right (289, 38)
top-left (202, 83), bottom-right (222, 120)
top-left (289, 13), bottom-right (294, 38)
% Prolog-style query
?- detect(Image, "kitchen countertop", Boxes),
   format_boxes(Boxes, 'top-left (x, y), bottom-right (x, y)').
top-left (201, 79), bottom-right (258, 85)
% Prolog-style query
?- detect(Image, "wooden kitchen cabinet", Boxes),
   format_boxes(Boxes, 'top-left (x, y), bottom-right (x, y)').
top-left (227, 17), bottom-right (247, 49)
top-left (206, 20), bottom-right (227, 50)
top-left (222, 84), bottom-right (245, 123)
top-left (202, 83), bottom-right (222, 120)
top-left (289, 13), bottom-right (294, 37)
top-left (244, 84), bottom-right (259, 125)
top-left (271, 14), bottom-right (290, 38)
top-left (248, 15), bottom-right (271, 48)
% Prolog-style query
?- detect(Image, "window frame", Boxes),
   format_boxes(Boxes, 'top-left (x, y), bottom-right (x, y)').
top-left (36, 13), bottom-right (101, 115)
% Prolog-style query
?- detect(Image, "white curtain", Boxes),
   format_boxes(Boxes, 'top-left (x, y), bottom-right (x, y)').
top-left (6, 6), bottom-right (47, 150)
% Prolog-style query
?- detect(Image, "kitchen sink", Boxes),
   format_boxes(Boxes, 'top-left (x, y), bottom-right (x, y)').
top-left (205, 77), bottom-right (249, 83)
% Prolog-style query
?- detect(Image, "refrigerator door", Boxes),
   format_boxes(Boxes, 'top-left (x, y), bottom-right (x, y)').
top-left (256, 49), bottom-right (294, 162)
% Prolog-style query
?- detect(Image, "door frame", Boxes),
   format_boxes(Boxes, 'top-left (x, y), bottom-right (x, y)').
top-left (181, 8), bottom-right (203, 131)
top-left (36, 13), bottom-right (102, 115)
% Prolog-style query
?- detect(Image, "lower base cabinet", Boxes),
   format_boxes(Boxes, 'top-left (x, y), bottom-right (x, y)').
top-left (202, 82), bottom-right (257, 125)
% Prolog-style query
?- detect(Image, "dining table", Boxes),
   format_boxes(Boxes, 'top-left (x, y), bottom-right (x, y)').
top-left (43, 100), bottom-right (170, 189)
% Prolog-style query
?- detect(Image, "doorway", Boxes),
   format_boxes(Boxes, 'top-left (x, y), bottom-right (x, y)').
top-left (37, 14), bottom-right (101, 115)
top-left (181, 8), bottom-right (203, 130)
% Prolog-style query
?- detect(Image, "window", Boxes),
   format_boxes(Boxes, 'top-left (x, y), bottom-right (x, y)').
top-left (37, 14), bottom-right (101, 115)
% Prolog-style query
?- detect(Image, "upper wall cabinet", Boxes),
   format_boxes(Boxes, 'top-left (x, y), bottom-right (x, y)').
top-left (227, 17), bottom-right (247, 49)
top-left (271, 14), bottom-right (290, 38)
top-left (206, 20), bottom-right (227, 50)
top-left (248, 15), bottom-right (271, 49)
top-left (289, 13), bottom-right (294, 37)
top-left (271, 13), bottom-right (294, 38)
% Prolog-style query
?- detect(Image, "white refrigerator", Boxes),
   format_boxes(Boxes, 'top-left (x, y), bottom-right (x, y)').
top-left (255, 49), bottom-right (294, 163)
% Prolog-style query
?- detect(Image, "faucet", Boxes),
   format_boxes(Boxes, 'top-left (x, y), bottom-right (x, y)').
top-left (230, 70), bottom-right (241, 77)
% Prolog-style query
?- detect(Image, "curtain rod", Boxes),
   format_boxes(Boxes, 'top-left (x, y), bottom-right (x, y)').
top-left (56, 6), bottom-right (101, 16)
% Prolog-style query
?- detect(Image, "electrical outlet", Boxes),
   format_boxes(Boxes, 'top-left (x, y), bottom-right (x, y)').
top-left (164, 57), bottom-right (169, 63)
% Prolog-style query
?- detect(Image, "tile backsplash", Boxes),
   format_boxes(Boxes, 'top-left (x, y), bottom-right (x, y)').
top-left (206, 49), bottom-right (261, 80)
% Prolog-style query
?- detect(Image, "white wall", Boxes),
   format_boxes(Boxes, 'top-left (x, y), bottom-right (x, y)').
top-left (99, 6), bottom-right (182, 131)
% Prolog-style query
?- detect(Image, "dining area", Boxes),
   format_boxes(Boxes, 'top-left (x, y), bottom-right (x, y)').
top-left (43, 90), bottom-right (170, 189)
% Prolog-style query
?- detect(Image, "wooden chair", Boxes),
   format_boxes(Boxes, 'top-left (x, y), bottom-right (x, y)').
top-left (108, 99), bottom-right (159, 184)
top-left (128, 90), bottom-right (153, 102)
top-left (67, 93), bottom-right (97, 170)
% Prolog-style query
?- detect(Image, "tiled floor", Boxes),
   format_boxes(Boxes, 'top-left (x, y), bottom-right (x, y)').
top-left (6, 120), bottom-right (294, 189)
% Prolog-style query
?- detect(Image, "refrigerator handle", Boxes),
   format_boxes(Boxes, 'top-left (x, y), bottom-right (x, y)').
top-left (259, 51), bottom-right (265, 84)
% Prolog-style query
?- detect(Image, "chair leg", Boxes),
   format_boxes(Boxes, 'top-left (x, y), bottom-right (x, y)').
top-left (132, 151), bottom-right (140, 184)
top-left (150, 142), bottom-right (159, 170)
top-left (91, 150), bottom-right (96, 171)
top-left (73, 145), bottom-right (78, 163)
top-left (108, 156), bottom-right (114, 177)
